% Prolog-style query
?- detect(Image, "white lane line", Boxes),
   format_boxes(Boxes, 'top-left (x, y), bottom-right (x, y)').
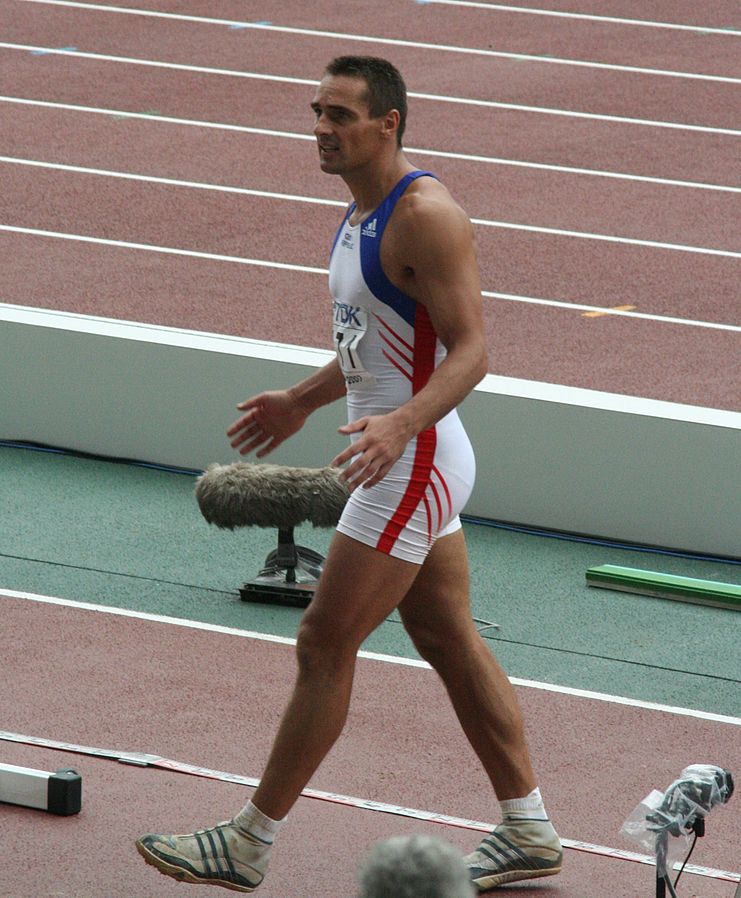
top-left (2, 182), bottom-right (739, 258)
top-left (0, 156), bottom-right (346, 207)
top-left (0, 733), bottom-right (738, 883)
top-left (406, 88), bottom-right (741, 137)
top-left (3, 85), bottom-right (739, 138)
top-left (4, 143), bottom-right (740, 195)
top-left (419, 1), bottom-right (741, 37)
top-left (481, 291), bottom-right (741, 331)
top-left (2, 225), bottom-right (740, 331)
top-left (473, 222), bottom-right (741, 258)
top-left (0, 156), bottom-right (347, 206)
top-left (3, 589), bottom-right (740, 726)
top-left (0, 224), bottom-right (327, 273)
top-left (4, 157), bottom-right (740, 256)
top-left (0, 732), bottom-right (739, 882)
top-left (13, 0), bottom-right (741, 84)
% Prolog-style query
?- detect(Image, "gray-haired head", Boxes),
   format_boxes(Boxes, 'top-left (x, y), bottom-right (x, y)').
top-left (358, 834), bottom-right (475, 898)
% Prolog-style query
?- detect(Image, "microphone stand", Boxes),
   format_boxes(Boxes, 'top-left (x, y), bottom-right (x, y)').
top-left (655, 817), bottom-right (704, 898)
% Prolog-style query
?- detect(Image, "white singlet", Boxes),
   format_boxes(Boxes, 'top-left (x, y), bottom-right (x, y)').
top-left (329, 170), bottom-right (476, 565)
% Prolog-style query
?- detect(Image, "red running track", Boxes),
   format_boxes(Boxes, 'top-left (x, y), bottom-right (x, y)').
top-left (1, 0), bottom-right (740, 409)
top-left (1, 595), bottom-right (739, 898)
top-left (1, 7), bottom-right (740, 897)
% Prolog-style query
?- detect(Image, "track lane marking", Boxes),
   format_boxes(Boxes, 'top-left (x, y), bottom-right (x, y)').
top-left (3, 87), bottom-right (739, 138)
top-left (4, 156), bottom-right (740, 255)
top-left (0, 120), bottom-right (741, 193)
top-left (2, 590), bottom-right (739, 725)
top-left (4, 44), bottom-right (741, 137)
top-left (419, 1), bottom-right (741, 37)
top-left (2, 225), bottom-right (740, 331)
top-left (0, 728), bottom-right (739, 883)
top-left (2, 208), bottom-right (739, 259)
top-left (0, 156), bottom-right (346, 207)
top-left (12, 1), bottom-right (741, 83)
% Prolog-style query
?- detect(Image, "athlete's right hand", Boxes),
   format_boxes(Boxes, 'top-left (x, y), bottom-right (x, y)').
top-left (227, 390), bottom-right (309, 458)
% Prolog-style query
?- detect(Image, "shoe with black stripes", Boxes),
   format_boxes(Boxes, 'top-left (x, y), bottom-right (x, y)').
top-left (135, 819), bottom-right (270, 892)
top-left (464, 819), bottom-right (562, 890)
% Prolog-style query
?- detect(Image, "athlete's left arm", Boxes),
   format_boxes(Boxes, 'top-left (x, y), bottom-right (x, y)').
top-left (333, 192), bottom-right (488, 490)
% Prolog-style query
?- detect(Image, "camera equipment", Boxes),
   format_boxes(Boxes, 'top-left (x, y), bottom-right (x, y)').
top-left (621, 764), bottom-right (733, 898)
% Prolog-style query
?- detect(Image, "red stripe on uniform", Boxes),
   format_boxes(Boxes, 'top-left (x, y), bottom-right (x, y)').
top-left (423, 494), bottom-right (433, 545)
top-left (373, 312), bottom-right (414, 354)
top-left (382, 349), bottom-right (413, 381)
top-left (432, 464), bottom-right (453, 517)
top-left (429, 479), bottom-right (443, 531)
top-left (377, 306), bottom-right (438, 555)
top-left (379, 330), bottom-right (414, 368)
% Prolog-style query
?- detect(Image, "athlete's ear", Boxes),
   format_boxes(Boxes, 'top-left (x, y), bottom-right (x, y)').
top-left (380, 108), bottom-right (400, 141)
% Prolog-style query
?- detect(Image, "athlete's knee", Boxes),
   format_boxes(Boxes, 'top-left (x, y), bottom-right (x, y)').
top-left (404, 618), bottom-right (453, 667)
top-left (295, 606), bottom-right (357, 678)
top-left (403, 614), bottom-right (471, 669)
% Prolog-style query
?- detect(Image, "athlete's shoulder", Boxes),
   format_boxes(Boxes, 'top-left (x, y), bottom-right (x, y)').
top-left (392, 174), bottom-right (474, 246)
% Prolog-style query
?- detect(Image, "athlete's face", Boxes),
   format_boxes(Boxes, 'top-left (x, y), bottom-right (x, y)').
top-left (311, 75), bottom-right (395, 175)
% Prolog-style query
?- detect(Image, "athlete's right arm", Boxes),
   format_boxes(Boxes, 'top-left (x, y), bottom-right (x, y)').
top-left (227, 358), bottom-right (346, 458)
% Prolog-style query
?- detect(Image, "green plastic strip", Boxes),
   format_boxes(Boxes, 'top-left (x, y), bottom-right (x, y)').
top-left (586, 565), bottom-right (741, 611)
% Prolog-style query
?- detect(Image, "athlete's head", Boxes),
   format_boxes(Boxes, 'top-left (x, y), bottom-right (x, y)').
top-left (323, 56), bottom-right (407, 146)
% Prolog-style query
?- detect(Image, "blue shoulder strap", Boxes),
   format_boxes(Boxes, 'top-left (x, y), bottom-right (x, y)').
top-left (360, 170), bottom-right (437, 327)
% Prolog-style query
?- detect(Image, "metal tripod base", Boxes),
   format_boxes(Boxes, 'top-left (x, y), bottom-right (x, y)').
top-left (240, 527), bottom-right (325, 609)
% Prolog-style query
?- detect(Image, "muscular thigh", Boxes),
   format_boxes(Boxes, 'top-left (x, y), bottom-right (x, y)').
top-left (398, 529), bottom-right (478, 647)
top-left (300, 530), bottom-right (421, 652)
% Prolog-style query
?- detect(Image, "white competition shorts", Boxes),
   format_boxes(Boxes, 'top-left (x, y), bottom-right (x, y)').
top-left (336, 416), bottom-right (475, 565)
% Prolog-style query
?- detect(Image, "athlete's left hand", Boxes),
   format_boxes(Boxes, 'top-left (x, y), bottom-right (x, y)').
top-left (332, 412), bottom-right (413, 491)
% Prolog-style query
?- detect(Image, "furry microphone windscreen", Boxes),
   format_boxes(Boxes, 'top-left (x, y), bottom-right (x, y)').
top-left (195, 462), bottom-right (350, 530)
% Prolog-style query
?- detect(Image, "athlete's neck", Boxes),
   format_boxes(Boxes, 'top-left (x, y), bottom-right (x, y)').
top-left (344, 154), bottom-right (416, 225)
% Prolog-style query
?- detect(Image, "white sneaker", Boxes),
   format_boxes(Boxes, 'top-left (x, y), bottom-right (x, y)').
top-left (136, 818), bottom-right (271, 892)
top-left (465, 819), bottom-right (563, 890)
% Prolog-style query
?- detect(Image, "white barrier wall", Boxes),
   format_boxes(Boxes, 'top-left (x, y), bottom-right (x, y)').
top-left (2, 304), bottom-right (739, 557)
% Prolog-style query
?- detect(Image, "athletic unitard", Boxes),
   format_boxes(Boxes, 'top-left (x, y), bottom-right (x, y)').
top-left (329, 170), bottom-right (476, 564)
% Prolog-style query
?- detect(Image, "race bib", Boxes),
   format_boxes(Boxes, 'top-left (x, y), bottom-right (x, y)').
top-left (333, 301), bottom-right (376, 389)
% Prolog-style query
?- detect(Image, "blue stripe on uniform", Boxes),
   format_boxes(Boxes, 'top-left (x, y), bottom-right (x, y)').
top-left (359, 171), bottom-right (436, 328)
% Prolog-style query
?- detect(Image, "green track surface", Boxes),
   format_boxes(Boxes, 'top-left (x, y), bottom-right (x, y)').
top-left (2, 446), bottom-right (740, 717)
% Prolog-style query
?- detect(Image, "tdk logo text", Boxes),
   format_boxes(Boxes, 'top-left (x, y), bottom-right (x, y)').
top-left (333, 301), bottom-right (363, 327)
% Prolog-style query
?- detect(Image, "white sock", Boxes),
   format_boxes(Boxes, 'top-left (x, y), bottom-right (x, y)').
top-left (499, 786), bottom-right (550, 822)
top-left (234, 800), bottom-right (285, 844)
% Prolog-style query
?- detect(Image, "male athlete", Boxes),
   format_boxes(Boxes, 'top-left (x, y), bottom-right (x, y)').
top-left (136, 56), bottom-right (562, 892)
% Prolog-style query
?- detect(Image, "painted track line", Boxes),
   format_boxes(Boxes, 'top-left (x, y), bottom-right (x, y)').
top-left (4, 48), bottom-right (741, 137)
top-left (421, 1), bottom-right (741, 37)
top-left (5, 147), bottom-right (740, 195)
top-left (4, 156), bottom-right (740, 254)
top-left (14, 0), bottom-right (741, 84)
top-left (0, 156), bottom-right (345, 207)
top-left (3, 590), bottom-right (740, 725)
top-left (3, 102), bottom-right (740, 191)
top-left (2, 206), bottom-right (739, 259)
top-left (0, 224), bottom-right (329, 274)
top-left (2, 225), bottom-right (740, 331)
top-left (0, 729), bottom-right (739, 883)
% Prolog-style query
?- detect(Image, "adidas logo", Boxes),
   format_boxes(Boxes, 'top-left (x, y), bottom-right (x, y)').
top-left (361, 218), bottom-right (378, 238)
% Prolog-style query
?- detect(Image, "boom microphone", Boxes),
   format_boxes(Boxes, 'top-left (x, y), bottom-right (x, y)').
top-left (195, 462), bottom-right (349, 530)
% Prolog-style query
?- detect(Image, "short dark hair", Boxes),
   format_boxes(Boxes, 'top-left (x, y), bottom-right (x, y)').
top-left (324, 56), bottom-right (407, 145)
